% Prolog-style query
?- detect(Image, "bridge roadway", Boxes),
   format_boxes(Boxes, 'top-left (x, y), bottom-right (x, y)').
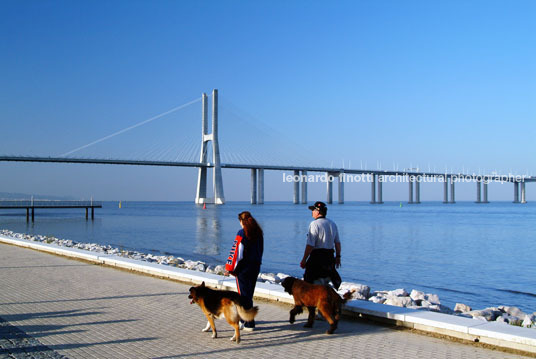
top-left (0, 243), bottom-right (529, 359)
top-left (1, 155), bottom-right (534, 205)
top-left (2, 155), bottom-right (535, 180)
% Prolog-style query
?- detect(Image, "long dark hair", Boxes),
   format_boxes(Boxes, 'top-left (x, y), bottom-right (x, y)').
top-left (238, 211), bottom-right (263, 241)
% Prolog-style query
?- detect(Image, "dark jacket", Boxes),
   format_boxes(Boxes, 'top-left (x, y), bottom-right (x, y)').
top-left (303, 248), bottom-right (341, 290)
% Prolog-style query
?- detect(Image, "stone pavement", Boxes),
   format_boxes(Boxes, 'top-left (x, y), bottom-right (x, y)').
top-left (0, 243), bottom-right (529, 359)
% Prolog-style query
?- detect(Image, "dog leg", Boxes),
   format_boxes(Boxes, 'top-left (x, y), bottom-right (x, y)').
top-left (318, 304), bottom-right (338, 334)
top-left (204, 313), bottom-right (217, 339)
top-left (289, 305), bottom-right (303, 324)
top-left (229, 322), bottom-right (240, 344)
top-left (304, 306), bottom-right (315, 328)
top-left (223, 305), bottom-right (241, 344)
top-left (202, 320), bottom-right (211, 332)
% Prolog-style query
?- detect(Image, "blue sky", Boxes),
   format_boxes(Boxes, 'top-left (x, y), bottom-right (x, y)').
top-left (1, 0), bottom-right (535, 201)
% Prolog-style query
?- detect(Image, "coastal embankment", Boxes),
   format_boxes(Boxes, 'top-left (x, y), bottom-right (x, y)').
top-left (1, 229), bottom-right (536, 355)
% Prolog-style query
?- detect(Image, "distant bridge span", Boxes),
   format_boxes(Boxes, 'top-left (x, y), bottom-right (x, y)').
top-left (1, 89), bottom-right (533, 204)
top-left (0, 154), bottom-right (533, 205)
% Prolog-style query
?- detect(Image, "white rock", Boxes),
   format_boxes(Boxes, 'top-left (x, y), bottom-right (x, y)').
top-left (384, 296), bottom-right (414, 307)
top-left (454, 303), bottom-right (472, 313)
top-left (468, 308), bottom-right (501, 321)
top-left (390, 288), bottom-right (409, 297)
top-left (410, 290), bottom-right (425, 301)
top-left (373, 290), bottom-right (390, 298)
top-left (419, 300), bottom-right (433, 308)
top-left (194, 263), bottom-right (206, 271)
top-left (339, 282), bottom-right (370, 299)
top-left (276, 273), bottom-right (289, 281)
top-left (522, 314), bottom-right (536, 328)
top-left (184, 260), bottom-right (198, 270)
top-left (259, 273), bottom-right (277, 283)
top-left (425, 293), bottom-right (440, 305)
top-left (369, 296), bottom-right (386, 304)
top-left (499, 306), bottom-right (527, 319)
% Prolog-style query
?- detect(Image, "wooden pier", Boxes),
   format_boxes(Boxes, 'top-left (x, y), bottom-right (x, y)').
top-left (0, 200), bottom-right (102, 221)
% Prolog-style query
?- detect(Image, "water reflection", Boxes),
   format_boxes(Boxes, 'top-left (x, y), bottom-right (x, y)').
top-left (195, 210), bottom-right (222, 256)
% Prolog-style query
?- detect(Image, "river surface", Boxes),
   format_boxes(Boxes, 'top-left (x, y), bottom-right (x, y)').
top-left (1, 201), bottom-right (535, 313)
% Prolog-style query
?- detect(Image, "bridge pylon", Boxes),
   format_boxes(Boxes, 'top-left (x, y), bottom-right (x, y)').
top-left (195, 89), bottom-right (225, 204)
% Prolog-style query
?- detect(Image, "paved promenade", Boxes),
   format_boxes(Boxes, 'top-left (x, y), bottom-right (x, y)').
top-left (0, 243), bottom-right (529, 359)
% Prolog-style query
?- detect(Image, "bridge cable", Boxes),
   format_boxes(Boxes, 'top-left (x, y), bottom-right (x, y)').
top-left (59, 97), bottom-right (201, 157)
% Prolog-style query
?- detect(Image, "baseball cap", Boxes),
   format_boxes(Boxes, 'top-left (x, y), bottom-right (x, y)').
top-left (308, 201), bottom-right (327, 212)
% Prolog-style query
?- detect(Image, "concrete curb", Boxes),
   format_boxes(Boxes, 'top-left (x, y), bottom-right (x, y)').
top-left (1, 234), bottom-right (535, 355)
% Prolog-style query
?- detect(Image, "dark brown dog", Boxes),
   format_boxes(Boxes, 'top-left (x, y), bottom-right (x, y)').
top-left (281, 276), bottom-right (350, 334)
top-left (188, 282), bottom-right (258, 344)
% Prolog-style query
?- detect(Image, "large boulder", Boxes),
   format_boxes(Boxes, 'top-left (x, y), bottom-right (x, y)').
top-left (522, 314), bottom-right (536, 328)
top-left (410, 290), bottom-right (425, 302)
top-left (468, 308), bottom-right (501, 321)
top-left (259, 273), bottom-right (277, 283)
top-left (369, 296), bottom-right (386, 304)
top-left (384, 296), bottom-right (414, 308)
top-left (213, 265), bottom-right (226, 275)
top-left (390, 288), bottom-right (409, 297)
top-left (339, 282), bottom-right (371, 299)
top-left (425, 293), bottom-right (441, 305)
top-left (454, 303), bottom-right (472, 313)
top-left (499, 306), bottom-right (527, 319)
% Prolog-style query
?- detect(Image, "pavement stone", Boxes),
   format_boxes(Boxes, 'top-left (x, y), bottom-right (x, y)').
top-left (0, 243), bottom-right (531, 358)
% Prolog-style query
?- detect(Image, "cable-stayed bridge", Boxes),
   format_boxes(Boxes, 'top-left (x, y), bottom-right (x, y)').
top-left (1, 89), bottom-right (533, 204)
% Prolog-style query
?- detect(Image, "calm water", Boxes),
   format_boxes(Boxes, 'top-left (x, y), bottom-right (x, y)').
top-left (1, 201), bottom-right (535, 313)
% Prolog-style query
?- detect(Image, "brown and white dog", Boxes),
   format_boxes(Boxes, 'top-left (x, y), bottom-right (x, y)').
top-left (281, 276), bottom-right (351, 334)
top-left (188, 282), bottom-right (258, 344)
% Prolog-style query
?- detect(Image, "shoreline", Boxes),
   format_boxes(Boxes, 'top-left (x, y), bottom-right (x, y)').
top-left (1, 228), bottom-right (534, 330)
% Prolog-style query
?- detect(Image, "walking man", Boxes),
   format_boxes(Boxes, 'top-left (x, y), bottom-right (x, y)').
top-left (300, 201), bottom-right (342, 289)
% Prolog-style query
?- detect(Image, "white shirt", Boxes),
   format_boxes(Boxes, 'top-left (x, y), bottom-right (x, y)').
top-left (306, 217), bottom-right (340, 249)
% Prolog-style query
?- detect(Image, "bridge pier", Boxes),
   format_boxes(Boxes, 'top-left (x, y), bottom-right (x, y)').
top-left (326, 172), bottom-right (333, 204)
top-left (521, 181), bottom-right (527, 204)
top-left (195, 90), bottom-right (225, 205)
top-left (338, 172), bottom-right (344, 204)
top-left (211, 90), bottom-right (225, 204)
top-left (258, 169), bottom-right (264, 204)
top-left (443, 176), bottom-right (449, 203)
top-left (476, 180), bottom-right (482, 203)
top-left (415, 177), bottom-right (421, 204)
top-left (301, 171), bottom-right (307, 204)
top-left (408, 176), bottom-right (414, 204)
top-left (377, 175), bottom-right (383, 204)
top-left (370, 174), bottom-right (376, 204)
top-left (294, 170), bottom-right (300, 204)
top-left (407, 175), bottom-right (421, 204)
top-left (450, 177), bottom-right (456, 203)
top-left (483, 181), bottom-right (489, 203)
top-left (369, 174), bottom-right (384, 204)
top-left (513, 182), bottom-right (520, 203)
top-left (251, 169), bottom-right (257, 204)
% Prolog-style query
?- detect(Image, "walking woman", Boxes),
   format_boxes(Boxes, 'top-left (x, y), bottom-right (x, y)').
top-left (225, 211), bottom-right (264, 331)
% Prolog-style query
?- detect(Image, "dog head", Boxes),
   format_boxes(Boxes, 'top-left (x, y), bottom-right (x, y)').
top-left (188, 281), bottom-right (206, 304)
top-left (281, 277), bottom-right (296, 295)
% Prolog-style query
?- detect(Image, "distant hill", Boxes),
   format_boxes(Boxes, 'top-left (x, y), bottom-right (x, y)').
top-left (0, 192), bottom-right (77, 200)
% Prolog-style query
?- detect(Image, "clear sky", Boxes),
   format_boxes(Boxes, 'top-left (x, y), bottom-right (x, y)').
top-left (1, 0), bottom-right (535, 202)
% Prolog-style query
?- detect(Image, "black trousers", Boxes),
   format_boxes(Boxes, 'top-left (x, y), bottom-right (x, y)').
top-left (235, 263), bottom-right (261, 310)
top-left (303, 248), bottom-right (341, 290)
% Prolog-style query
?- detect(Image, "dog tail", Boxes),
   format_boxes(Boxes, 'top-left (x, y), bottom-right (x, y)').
top-left (237, 305), bottom-right (259, 322)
